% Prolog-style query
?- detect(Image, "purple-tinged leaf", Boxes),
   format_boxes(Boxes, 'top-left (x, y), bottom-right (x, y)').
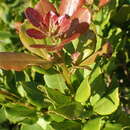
top-left (19, 22), bottom-right (51, 60)
top-left (25, 8), bottom-right (42, 27)
top-left (59, 0), bottom-right (85, 16)
top-left (43, 11), bottom-right (58, 27)
top-left (71, 8), bottom-right (91, 34)
top-left (61, 33), bottom-right (80, 45)
top-left (36, 33), bottom-right (80, 51)
top-left (58, 15), bottom-right (71, 34)
top-left (35, 0), bottom-right (56, 15)
top-left (26, 29), bottom-right (45, 39)
top-left (0, 52), bottom-right (52, 71)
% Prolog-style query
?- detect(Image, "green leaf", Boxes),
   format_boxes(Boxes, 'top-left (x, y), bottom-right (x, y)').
top-left (93, 88), bottom-right (119, 115)
top-left (89, 66), bottom-right (107, 106)
top-left (22, 82), bottom-right (45, 109)
top-left (19, 21), bottom-right (50, 59)
top-left (0, 31), bottom-right (13, 39)
top-left (75, 77), bottom-right (91, 103)
top-left (79, 30), bottom-right (96, 59)
top-left (4, 103), bottom-right (36, 123)
top-left (45, 87), bottom-right (71, 106)
top-left (80, 43), bottom-right (112, 66)
top-left (21, 124), bottom-right (43, 130)
top-left (51, 120), bottom-right (81, 130)
top-left (44, 73), bottom-right (68, 93)
top-left (83, 118), bottom-right (102, 130)
top-left (111, 5), bottom-right (130, 27)
top-left (51, 102), bottom-right (83, 120)
top-left (0, 107), bottom-right (6, 123)
top-left (103, 122), bottom-right (122, 130)
top-left (48, 106), bottom-right (65, 122)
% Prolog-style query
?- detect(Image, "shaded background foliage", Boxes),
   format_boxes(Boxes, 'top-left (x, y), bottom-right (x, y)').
top-left (0, 0), bottom-right (130, 130)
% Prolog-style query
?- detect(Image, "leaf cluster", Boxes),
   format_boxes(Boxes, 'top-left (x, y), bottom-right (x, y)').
top-left (0, 0), bottom-right (130, 130)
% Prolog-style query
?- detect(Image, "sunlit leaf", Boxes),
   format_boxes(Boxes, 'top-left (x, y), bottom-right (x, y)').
top-left (58, 15), bottom-right (72, 34)
top-left (19, 21), bottom-right (50, 59)
top-left (21, 124), bottom-right (44, 130)
top-left (103, 122), bottom-right (122, 130)
top-left (80, 42), bottom-right (112, 66)
top-left (93, 88), bottom-right (119, 115)
top-left (71, 8), bottom-right (91, 25)
top-left (83, 118), bottom-right (102, 130)
top-left (44, 73), bottom-right (68, 93)
top-left (75, 77), bottom-right (91, 103)
top-left (59, 0), bottom-right (85, 16)
top-left (35, 0), bottom-right (56, 15)
top-left (0, 52), bottom-right (52, 71)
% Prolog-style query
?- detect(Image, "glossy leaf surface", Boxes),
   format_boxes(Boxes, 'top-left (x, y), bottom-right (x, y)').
top-left (21, 124), bottom-right (43, 130)
top-left (71, 8), bottom-right (91, 34)
top-left (59, 0), bottom-right (85, 16)
top-left (26, 29), bottom-right (45, 39)
top-left (93, 88), bottom-right (119, 115)
top-left (44, 73), bottom-right (68, 93)
top-left (83, 118), bottom-right (102, 130)
top-left (25, 8), bottom-right (42, 27)
top-left (103, 123), bottom-right (122, 130)
top-left (71, 8), bottom-right (91, 24)
top-left (75, 77), bottom-right (91, 103)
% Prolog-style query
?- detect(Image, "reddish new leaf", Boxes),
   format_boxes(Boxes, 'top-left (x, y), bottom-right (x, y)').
top-left (0, 52), bottom-right (52, 71)
top-left (72, 8), bottom-right (91, 24)
top-left (61, 33), bottom-right (80, 45)
top-left (31, 44), bottom-right (58, 51)
top-left (71, 8), bottom-right (91, 34)
top-left (25, 8), bottom-right (43, 27)
top-left (31, 33), bottom-right (80, 51)
top-left (35, 0), bottom-right (56, 15)
top-left (26, 29), bottom-right (45, 39)
top-left (59, 0), bottom-right (85, 16)
top-left (98, 0), bottom-right (110, 7)
top-left (58, 15), bottom-right (72, 34)
top-left (43, 11), bottom-right (58, 27)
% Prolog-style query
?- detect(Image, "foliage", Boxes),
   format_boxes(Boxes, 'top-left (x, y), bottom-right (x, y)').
top-left (0, 0), bottom-right (130, 130)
